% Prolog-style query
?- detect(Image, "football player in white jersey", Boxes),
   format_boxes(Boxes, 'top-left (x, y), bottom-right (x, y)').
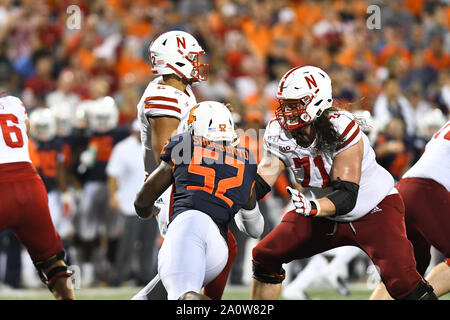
top-left (137, 30), bottom-right (201, 237)
top-left (135, 30), bottom-right (237, 300)
top-left (249, 66), bottom-right (437, 300)
top-left (0, 92), bottom-right (74, 299)
top-left (370, 120), bottom-right (450, 299)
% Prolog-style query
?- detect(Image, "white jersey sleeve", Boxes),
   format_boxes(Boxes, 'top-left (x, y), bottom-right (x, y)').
top-left (262, 111), bottom-right (394, 222)
top-left (142, 85), bottom-right (182, 120)
top-left (402, 121), bottom-right (450, 191)
top-left (329, 110), bottom-right (362, 157)
top-left (263, 119), bottom-right (290, 165)
top-left (137, 77), bottom-right (197, 175)
top-left (0, 94), bottom-right (30, 164)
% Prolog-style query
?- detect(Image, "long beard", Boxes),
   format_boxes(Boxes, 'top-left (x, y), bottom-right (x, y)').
top-left (292, 126), bottom-right (314, 148)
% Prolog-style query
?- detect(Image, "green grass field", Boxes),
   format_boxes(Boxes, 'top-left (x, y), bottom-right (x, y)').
top-left (0, 285), bottom-right (448, 300)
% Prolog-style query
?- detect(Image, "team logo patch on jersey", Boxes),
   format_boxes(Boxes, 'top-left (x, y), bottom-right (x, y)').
top-left (279, 145), bottom-right (291, 152)
top-left (266, 135), bottom-right (279, 143)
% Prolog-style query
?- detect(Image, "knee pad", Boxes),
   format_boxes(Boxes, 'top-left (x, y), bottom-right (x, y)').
top-left (401, 281), bottom-right (438, 300)
top-left (252, 261), bottom-right (285, 284)
top-left (34, 251), bottom-right (72, 292)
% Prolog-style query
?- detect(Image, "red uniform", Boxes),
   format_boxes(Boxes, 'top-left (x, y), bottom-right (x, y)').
top-left (0, 94), bottom-right (63, 263)
top-left (397, 121), bottom-right (450, 273)
top-left (253, 194), bottom-right (421, 299)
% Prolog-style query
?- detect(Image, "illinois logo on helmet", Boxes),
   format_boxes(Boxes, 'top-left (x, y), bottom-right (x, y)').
top-left (276, 66), bottom-right (333, 131)
top-left (184, 101), bottom-right (239, 146)
top-left (149, 30), bottom-right (209, 83)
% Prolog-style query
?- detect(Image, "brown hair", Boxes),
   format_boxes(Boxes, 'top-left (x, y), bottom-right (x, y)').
top-left (292, 107), bottom-right (344, 155)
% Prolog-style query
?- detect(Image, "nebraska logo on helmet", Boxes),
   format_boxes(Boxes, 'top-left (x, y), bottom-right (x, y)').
top-left (276, 65), bottom-right (333, 131)
top-left (176, 37), bottom-right (186, 50)
top-left (149, 30), bottom-right (209, 82)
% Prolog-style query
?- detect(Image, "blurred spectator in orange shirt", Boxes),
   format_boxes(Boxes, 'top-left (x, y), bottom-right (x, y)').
top-left (378, 26), bottom-right (411, 67)
top-left (424, 35), bottom-right (450, 71)
top-left (295, 0), bottom-right (323, 28)
top-left (241, 1), bottom-right (272, 60)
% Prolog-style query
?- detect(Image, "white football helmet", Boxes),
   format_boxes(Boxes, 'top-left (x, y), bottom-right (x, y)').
top-left (29, 108), bottom-right (57, 142)
top-left (149, 30), bottom-right (208, 82)
top-left (87, 96), bottom-right (119, 133)
top-left (49, 102), bottom-right (74, 137)
top-left (276, 65), bottom-right (333, 130)
top-left (417, 108), bottom-right (447, 140)
top-left (185, 101), bottom-right (238, 144)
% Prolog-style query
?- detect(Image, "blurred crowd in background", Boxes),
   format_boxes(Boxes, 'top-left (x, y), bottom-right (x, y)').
top-left (0, 0), bottom-right (448, 293)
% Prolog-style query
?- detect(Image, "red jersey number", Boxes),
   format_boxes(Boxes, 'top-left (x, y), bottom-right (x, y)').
top-left (293, 155), bottom-right (330, 188)
top-left (0, 113), bottom-right (24, 148)
top-left (433, 123), bottom-right (450, 141)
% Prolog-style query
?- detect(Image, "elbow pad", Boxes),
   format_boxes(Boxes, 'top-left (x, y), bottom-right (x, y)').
top-left (254, 174), bottom-right (271, 201)
top-left (326, 178), bottom-right (359, 216)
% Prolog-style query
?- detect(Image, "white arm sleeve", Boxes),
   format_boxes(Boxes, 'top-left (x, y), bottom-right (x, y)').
top-left (234, 203), bottom-right (264, 239)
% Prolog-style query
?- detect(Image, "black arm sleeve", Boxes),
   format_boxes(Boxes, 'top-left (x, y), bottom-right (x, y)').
top-left (326, 178), bottom-right (359, 216)
top-left (254, 173), bottom-right (272, 201)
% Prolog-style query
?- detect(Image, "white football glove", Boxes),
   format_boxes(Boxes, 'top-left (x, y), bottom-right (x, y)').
top-left (286, 186), bottom-right (318, 217)
top-left (77, 146), bottom-right (98, 174)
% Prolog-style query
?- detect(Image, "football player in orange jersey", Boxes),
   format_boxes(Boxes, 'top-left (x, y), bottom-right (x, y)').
top-left (135, 102), bottom-right (263, 300)
top-left (134, 30), bottom-right (238, 300)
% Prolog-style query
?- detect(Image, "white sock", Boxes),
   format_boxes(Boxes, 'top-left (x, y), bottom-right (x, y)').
top-left (285, 254), bottom-right (328, 292)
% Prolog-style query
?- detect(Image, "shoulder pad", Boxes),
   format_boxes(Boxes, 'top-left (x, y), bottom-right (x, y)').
top-left (328, 111), bottom-right (362, 153)
top-left (143, 83), bottom-right (182, 119)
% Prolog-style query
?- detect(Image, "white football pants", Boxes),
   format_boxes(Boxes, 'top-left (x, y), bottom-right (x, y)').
top-left (157, 209), bottom-right (228, 300)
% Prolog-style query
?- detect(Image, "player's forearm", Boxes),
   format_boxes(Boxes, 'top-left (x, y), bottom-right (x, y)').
top-left (242, 187), bottom-right (257, 210)
top-left (151, 138), bottom-right (165, 165)
top-left (255, 151), bottom-right (285, 195)
top-left (135, 161), bottom-right (173, 208)
top-left (107, 176), bottom-right (118, 198)
top-left (312, 197), bottom-right (336, 217)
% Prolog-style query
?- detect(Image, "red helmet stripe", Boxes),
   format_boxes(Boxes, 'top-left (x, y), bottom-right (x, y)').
top-left (166, 63), bottom-right (188, 80)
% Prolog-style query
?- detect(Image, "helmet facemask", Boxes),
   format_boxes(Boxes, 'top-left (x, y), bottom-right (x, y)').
top-left (276, 94), bottom-right (315, 131)
top-left (34, 123), bottom-right (55, 142)
top-left (185, 51), bottom-right (209, 82)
